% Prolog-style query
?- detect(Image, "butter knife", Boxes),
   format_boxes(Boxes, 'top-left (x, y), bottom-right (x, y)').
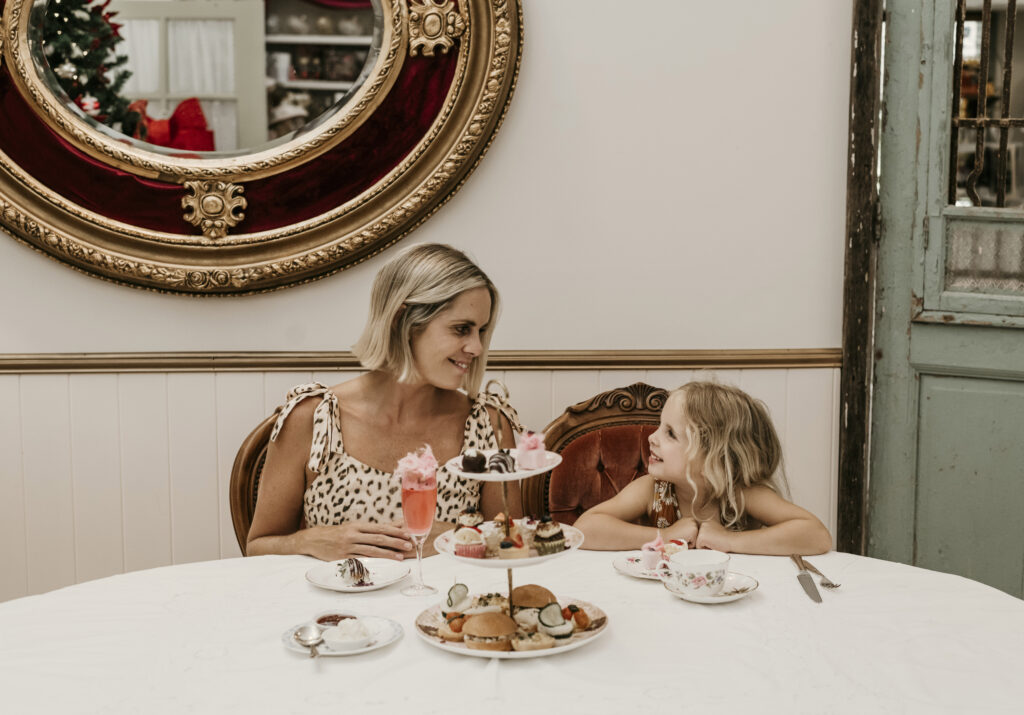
top-left (791, 555), bottom-right (822, 603)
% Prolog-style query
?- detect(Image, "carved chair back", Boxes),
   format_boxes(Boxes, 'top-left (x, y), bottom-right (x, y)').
top-left (522, 383), bottom-right (675, 525)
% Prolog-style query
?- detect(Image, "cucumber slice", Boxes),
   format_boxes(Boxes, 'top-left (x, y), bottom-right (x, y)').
top-left (447, 583), bottom-right (469, 608)
top-left (538, 602), bottom-right (565, 627)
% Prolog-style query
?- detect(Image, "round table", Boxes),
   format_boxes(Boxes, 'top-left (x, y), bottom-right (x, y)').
top-left (0, 550), bottom-right (1020, 713)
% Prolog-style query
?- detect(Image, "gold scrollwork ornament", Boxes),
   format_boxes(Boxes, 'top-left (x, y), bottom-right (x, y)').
top-left (181, 181), bottom-right (247, 239)
top-left (409, 0), bottom-right (467, 56)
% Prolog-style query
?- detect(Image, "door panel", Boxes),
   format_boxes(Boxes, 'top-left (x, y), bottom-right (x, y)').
top-left (872, 0), bottom-right (1024, 597)
top-left (915, 375), bottom-right (1024, 595)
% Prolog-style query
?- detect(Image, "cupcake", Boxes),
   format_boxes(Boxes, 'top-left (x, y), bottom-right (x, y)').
top-left (487, 449), bottom-right (516, 473)
top-left (516, 430), bottom-right (547, 469)
top-left (456, 506), bottom-right (484, 529)
top-left (461, 449), bottom-right (486, 473)
top-left (534, 516), bottom-right (566, 555)
top-left (453, 526), bottom-right (486, 558)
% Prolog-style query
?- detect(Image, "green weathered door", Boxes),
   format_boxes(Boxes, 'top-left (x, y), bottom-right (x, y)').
top-left (872, 0), bottom-right (1024, 597)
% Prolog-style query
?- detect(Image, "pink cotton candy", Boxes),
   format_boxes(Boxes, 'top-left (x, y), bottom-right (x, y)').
top-left (396, 445), bottom-right (437, 488)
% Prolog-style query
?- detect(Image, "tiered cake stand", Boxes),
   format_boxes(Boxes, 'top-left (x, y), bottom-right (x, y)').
top-left (416, 449), bottom-right (608, 658)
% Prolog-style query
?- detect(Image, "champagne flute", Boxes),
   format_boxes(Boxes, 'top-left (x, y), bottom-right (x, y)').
top-left (398, 446), bottom-right (438, 596)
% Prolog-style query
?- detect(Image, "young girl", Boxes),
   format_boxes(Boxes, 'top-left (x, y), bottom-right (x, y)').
top-left (574, 381), bottom-right (832, 555)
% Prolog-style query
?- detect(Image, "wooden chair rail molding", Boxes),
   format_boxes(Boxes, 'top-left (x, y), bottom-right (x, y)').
top-left (0, 349), bottom-right (841, 373)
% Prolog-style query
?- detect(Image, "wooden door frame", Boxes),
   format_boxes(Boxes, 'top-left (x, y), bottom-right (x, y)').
top-left (838, 0), bottom-right (884, 554)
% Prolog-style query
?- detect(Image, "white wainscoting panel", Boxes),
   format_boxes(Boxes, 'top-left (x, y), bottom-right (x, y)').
top-left (69, 374), bottom-right (124, 583)
top-left (118, 373), bottom-right (172, 573)
top-left (0, 375), bottom-right (27, 602)
top-left (0, 367), bottom-right (840, 601)
top-left (21, 375), bottom-right (76, 595)
top-left (167, 373), bottom-right (220, 565)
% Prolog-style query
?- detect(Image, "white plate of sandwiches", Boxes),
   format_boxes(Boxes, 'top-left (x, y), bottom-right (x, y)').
top-left (305, 557), bottom-right (410, 593)
top-left (443, 448), bottom-right (562, 482)
top-left (434, 522), bottom-right (584, 568)
top-left (414, 584), bottom-right (608, 659)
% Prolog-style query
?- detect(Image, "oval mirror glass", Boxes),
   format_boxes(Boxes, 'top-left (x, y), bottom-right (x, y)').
top-left (28, 0), bottom-right (382, 157)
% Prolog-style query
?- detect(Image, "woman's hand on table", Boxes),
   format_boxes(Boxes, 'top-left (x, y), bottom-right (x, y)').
top-left (303, 521), bottom-right (413, 561)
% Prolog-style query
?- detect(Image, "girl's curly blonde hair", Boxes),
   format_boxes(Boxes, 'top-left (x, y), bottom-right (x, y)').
top-left (675, 381), bottom-right (789, 529)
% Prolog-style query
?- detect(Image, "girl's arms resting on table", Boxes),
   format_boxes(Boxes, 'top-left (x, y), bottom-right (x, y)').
top-left (246, 401), bottom-right (519, 561)
top-left (574, 475), bottom-right (698, 550)
top-left (574, 475), bottom-right (832, 556)
top-left (693, 486), bottom-right (832, 555)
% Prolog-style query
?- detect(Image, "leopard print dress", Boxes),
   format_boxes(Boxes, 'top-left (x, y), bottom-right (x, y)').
top-left (269, 382), bottom-right (517, 526)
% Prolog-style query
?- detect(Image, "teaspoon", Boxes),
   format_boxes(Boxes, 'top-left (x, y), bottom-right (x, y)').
top-left (293, 623), bottom-right (323, 658)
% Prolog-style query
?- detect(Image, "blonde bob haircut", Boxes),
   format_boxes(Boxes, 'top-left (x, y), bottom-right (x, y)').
top-left (352, 243), bottom-right (499, 396)
top-left (674, 381), bottom-right (790, 530)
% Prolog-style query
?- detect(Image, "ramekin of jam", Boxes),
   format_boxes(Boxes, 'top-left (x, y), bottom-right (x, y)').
top-left (314, 611), bottom-right (357, 628)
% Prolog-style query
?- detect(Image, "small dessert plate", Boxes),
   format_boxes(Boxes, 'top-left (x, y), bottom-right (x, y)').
top-left (662, 572), bottom-right (759, 604)
top-left (613, 551), bottom-right (666, 580)
top-left (434, 524), bottom-right (584, 568)
top-left (282, 616), bottom-right (403, 657)
top-left (305, 558), bottom-right (410, 593)
top-left (444, 449), bottom-right (563, 482)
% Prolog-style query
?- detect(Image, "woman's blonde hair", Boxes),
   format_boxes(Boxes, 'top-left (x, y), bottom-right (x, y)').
top-left (352, 243), bottom-right (499, 396)
top-left (673, 381), bottom-right (789, 529)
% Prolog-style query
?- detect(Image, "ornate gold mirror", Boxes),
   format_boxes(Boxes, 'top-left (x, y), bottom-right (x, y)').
top-left (0, 0), bottom-right (522, 293)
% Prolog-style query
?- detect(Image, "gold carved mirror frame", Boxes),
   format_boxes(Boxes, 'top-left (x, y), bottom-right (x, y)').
top-left (0, 0), bottom-right (522, 294)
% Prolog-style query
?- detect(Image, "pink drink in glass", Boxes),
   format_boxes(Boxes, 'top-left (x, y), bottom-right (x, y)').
top-left (397, 445), bottom-right (438, 595)
top-left (401, 479), bottom-right (437, 536)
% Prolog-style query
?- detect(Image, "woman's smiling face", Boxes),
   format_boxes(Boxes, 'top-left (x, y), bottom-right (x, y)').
top-left (647, 392), bottom-right (699, 484)
top-left (410, 287), bottom-right (492, 390)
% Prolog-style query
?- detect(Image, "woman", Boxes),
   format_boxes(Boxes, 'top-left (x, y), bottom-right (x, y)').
top-left (247, 243), bottom-right (520, 561)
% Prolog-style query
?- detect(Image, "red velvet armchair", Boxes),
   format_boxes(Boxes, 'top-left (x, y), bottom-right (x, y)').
top-left (522, 383), bottom-right (679, 525)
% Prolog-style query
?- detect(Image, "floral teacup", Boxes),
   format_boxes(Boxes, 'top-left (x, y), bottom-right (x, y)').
top-left (659, 549), bottom-right (730, 596)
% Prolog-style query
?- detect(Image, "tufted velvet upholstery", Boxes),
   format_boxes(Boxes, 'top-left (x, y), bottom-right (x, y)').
top-left (523, 383), bottom-right (671, 525)
top-left (548, 424), bottom-right (657, 525)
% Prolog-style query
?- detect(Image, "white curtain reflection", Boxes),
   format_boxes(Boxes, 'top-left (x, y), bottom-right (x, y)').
top-left (169, 20), bottom-right (236, 150)
top-left (199, 100), bottom-right (238, 152)
top-left (167, 19), bottom-right (235, 95)
top-left (119, 19), bottom-right (160, 95)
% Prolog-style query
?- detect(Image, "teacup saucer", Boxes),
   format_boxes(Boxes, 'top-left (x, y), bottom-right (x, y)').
top-left (662, 572), bottom-right (759, 604)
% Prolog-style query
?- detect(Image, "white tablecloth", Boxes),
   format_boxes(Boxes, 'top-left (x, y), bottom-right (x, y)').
top-left (0, 550), bottom-right (1021, 714)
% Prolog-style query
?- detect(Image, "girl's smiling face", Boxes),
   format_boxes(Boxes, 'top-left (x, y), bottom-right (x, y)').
top-left (647, 392), bottom-right (700, 485)
top-left (409, 287), bottom-right (491, 390)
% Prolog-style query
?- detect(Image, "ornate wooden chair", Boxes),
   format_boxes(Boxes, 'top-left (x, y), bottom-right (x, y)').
top-left (522, 383), bottom-right (675, 525)
top-left (228, 412), bottom-right (279, 555)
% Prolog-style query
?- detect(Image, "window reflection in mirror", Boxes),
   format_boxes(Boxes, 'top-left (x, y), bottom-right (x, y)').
top-left (34, 0), bottom-right (380, 156)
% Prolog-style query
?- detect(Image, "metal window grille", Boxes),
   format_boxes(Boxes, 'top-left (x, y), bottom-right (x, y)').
top-left (949, 0), bottom-right (1024, 295)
